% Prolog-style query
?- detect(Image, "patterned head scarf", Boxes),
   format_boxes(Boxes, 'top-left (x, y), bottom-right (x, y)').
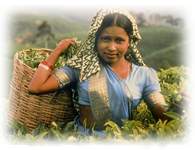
top-left (65, 9), bottom-right (145, 81)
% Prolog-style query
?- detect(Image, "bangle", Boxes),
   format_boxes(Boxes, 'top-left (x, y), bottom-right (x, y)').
top-left (38, 63), bottom-right (51, 71)
top-left (41, 60), bottom-right (54, 70)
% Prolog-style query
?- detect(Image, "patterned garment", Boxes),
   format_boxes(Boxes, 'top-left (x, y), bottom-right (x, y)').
top-left (53, 63), bottom-right (168, 130)
top-left (65, 9), bottom-right (145, 81)
top-left (53, 9), bottom-right (168, 131)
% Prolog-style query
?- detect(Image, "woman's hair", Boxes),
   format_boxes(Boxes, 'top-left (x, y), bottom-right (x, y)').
top-left (94, 13), bottom-right (133, 49)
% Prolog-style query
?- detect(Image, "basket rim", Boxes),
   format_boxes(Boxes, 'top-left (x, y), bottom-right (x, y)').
top-left (15, 48), bottom-right (53, 70)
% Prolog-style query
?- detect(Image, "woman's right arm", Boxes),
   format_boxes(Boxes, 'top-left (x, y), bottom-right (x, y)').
top-left (28, 38), bottom-right (76, 94)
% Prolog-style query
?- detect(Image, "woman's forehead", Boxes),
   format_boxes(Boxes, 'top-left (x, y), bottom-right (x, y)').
top-left (100, 26), bottom-right (129, 37)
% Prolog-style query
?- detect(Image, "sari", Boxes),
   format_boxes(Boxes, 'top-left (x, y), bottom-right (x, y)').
top-left (53, 9), bottom-right (167, 135)
top-left (54, 63), bottom-right (166, 133)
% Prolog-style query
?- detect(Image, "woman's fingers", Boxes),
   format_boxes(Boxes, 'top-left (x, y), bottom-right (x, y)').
top-left (60, 39), bottom-right (76, 46)
top-left (56, 38), bottom-right (77, 53)
top-left (69, 39), bottom-right (77, 45)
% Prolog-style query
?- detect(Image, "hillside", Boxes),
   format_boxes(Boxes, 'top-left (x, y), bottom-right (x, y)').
top-left (139, 26), bottom-right (184, 69)
top-left (10, 13), bottom-right (185, 70)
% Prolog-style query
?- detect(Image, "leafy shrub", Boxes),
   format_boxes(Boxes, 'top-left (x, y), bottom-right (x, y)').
top-left (8, 65), bottom-right (187, 142)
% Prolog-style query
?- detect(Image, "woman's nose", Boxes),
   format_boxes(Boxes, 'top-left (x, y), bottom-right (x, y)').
top-left (108, 42), bottom-right (117, 51)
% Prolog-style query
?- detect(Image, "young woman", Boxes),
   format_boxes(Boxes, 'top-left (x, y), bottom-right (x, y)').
top-left (29, 9), bottom-right (168, 135)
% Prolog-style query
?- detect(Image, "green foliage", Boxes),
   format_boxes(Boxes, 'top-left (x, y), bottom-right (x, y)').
top-left (104, 121), bottom-right (122, 138)
top-left (9, 66), bottom-right (187, 142)
top-left (140, 26), bottom-right (182, 53)
top-left (132, 102), bottom-right (156, 126)
top-left (121, 120), bottom-right (148, 140)
top-left (158, 66), bottom-right (187, 113)
top-left (18, 49), bottom-right (49, 68)
top-left (144, 43), bottom-right (184, 70)
top-left (9, 13), bottom-right (186, 142)
top-left (148, 117), bottom-right (184, 139)
top-left (139, 26), bottom-right (184, 69)
top-left (18, 40), bottom-right (80, 69)
top-left (11, 14), bottom-right (184, 70)
top-left (9, 120), bottom-right (28, 137)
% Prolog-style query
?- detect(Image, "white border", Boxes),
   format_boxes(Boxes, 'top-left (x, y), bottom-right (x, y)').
top-left (1, 0), bottom-right (195, 149)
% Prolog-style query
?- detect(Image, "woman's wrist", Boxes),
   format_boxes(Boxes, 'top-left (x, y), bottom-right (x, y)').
top-left (44, 48), bottom-right (63, 68)
top-left (54, 47), bottom-right (64, 55)
top-left (40, 60), bottom-right (54, 70)
top-left (54, 44), bottom-right (67, 55)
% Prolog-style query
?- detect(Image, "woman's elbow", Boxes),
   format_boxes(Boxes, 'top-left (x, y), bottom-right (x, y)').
top-left (28, 84), bottom-right (41, 94)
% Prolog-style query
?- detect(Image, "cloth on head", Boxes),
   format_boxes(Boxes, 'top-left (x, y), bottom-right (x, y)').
top-left (65, 9), bottom-right (145, 81)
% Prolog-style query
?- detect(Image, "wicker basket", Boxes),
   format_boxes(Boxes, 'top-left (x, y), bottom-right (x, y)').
top-left (8, 49), bottom-right (78, 132)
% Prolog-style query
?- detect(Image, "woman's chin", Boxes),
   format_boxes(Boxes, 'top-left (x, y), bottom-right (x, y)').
top-left (99, 56), bottom-right (119, 65)
top-left (104, 58), bottom-right (119, 65)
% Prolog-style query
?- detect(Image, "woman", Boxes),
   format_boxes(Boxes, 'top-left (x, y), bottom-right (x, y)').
top-left (29, 9), bottom-right (168, 134)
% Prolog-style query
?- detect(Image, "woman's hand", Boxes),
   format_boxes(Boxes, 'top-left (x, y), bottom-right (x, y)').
top-left (29, 38), bottom-right (77, 93)
top-left (55, 38), bottom-right (76, 54)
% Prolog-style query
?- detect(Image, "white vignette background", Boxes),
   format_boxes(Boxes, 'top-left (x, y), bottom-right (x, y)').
top-left (0, 0), bottom-right (195, 149)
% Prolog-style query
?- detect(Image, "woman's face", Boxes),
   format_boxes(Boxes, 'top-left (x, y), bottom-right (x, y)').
top-left (97, 26), bottom-right (130, 65)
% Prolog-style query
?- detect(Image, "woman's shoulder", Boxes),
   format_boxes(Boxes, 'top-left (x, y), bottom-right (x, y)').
top-left (55, 65), bottom-right (80, 81)
top-left (132, 63), bottom-right (155, 71)
top-left (132, 63), bottom-right (158, 77)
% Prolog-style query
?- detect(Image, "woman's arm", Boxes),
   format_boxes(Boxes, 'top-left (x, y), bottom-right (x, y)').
top-left (143, 68), bottom-right (170, 121)
top-left (28, 38), bottom-right (76, 94)
top-left (145, 91), bottom-right (169, 121)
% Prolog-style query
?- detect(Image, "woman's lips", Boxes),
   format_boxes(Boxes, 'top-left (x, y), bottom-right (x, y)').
top-left (104, 53), bottom-right (119, 58)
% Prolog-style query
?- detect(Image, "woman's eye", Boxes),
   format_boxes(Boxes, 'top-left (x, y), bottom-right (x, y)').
top-left (100, 36), bottom-right (110, 42)
top-left (115, 38), bottom-right (125, 44)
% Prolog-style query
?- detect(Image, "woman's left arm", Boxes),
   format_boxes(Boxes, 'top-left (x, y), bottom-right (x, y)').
top-left (144, 91), bottom-right (169, 120)
top-left (143, 67), bottom-right (170, 121)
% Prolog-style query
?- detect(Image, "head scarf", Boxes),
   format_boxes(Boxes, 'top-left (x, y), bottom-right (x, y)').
top-left (65, 9), bottom-right (145, 81)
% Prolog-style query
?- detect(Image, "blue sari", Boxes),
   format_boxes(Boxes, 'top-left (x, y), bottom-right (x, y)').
top-left (54, 63), bottom-right (161, 135)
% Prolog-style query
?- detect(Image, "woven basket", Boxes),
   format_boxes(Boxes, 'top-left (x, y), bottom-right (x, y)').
top-left (8, 48), bottom-right (78, 132)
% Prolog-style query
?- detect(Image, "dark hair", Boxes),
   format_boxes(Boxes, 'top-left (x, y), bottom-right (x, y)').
top-left (94, 13), bottom-right (133, 49)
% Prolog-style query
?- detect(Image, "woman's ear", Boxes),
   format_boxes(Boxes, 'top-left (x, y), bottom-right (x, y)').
top-left (128, 42), bottom-right (131, 49)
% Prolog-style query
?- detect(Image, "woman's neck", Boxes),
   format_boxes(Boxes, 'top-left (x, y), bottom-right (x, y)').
top-left (109, 58), bottom-right (127, 68)
top-left (109, 58), bottom-right (132, 79)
